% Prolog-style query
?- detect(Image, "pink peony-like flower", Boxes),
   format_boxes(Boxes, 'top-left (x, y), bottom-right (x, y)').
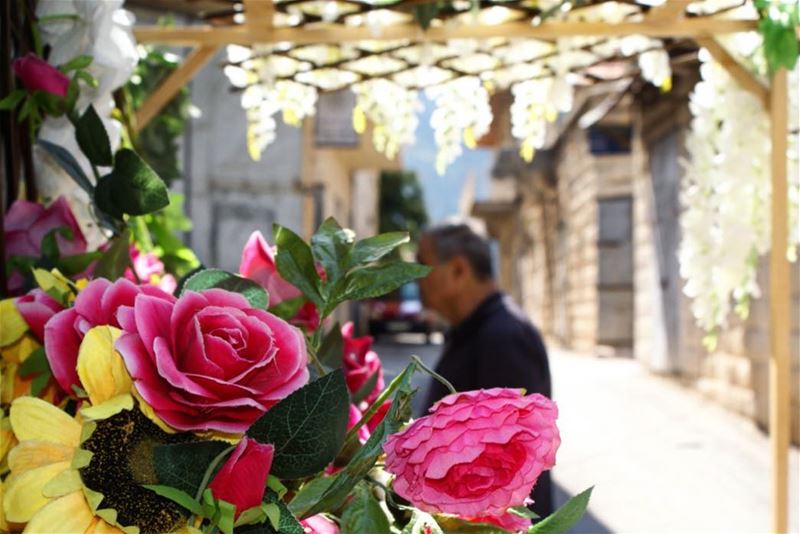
top-left (12, 53), bottom-right (70, 97)
top-left (341, 322), bottom-right (384, 406)
top-left (208, 437), bottom-right (275, 518)
top-left (115, 288), bottom-right (309, 433)
top-left (124, 246), bottom-right (178, 294)
top-left (15, 289), bottom-right (64, 342)
top-left (44, 278), bottom-right (175, 395)
top-left (300, 514), bottom-right (340, 534)
top-left (470, 512), bottom-right (533, 533)
top-left (239, 231), bottom-right (321, 330)
top-left (383, 388), bottom-right (560, 519)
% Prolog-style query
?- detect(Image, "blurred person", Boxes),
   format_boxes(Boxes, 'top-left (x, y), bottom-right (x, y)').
top-left (416, 219), bottom-right (554, 518)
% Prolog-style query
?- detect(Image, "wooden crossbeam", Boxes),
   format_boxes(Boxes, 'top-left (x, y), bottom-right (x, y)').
top-left (695, 36), bottom-right (769, 109)
top-left (133, 18), bottom-right (758, 45)
top-left (645, 0), bottom-right (690, 21)
top-left (134, 44), bottom-right (219, 132)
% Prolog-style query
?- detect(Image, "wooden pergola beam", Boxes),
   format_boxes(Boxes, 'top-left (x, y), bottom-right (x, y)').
top-left (768, 66), bottom-right (789, 534)
top-left (645, 0), bottom-right (690, 21)
top-left (133, 18), bottom-right (757, 45)
top-left (134, 44), bottom-right (219, 132)
top-left (695, 36), bottom-right (769, 109)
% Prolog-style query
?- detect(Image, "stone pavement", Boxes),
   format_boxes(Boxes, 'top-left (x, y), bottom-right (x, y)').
top-left (376, 338), bottom-right (799, 533)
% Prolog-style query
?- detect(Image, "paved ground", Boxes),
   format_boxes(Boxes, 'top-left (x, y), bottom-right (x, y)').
top-left (375, 337), bottom-right (800, 534)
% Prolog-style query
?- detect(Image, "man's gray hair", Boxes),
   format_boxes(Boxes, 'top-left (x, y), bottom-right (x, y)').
top-left (421, 218), bottom-right (494, 280)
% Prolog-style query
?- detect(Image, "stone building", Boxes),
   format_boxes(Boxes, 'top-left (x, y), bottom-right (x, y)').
top-left (473, 69), bottom-right (800, 444)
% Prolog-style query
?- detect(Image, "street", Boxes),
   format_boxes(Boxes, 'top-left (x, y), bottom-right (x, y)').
top-left (375, 338), bottom-right (800, 533)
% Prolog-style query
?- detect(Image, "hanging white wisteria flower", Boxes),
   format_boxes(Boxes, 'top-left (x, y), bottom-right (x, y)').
top-left (510, 77), bottom-right (559, 162)
top-left (351, 79), bottom-right (421, 159)
top-left (426, 77), bottom-right (493, 175)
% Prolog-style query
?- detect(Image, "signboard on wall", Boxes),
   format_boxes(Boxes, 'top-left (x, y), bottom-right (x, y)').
top-left (314, 90), bottom-right (359, 147)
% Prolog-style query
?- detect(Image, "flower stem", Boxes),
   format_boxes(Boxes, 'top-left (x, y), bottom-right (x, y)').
top-left (411, 355), bottom-right (455, 394)
top-left (194, 445), bottom-right (235, 502)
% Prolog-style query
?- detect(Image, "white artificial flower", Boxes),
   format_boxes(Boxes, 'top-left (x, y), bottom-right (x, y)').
top-left (352, 80), bottom-right (420, 159)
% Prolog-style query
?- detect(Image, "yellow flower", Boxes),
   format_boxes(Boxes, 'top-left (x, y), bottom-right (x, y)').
top-left (0, 298), bottom-right (27, 348)
top-left (1, 326), bottom-right (175, 534)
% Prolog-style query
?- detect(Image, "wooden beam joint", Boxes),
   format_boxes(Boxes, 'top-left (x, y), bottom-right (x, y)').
top-left (695, 36), bottom-right (769, 109)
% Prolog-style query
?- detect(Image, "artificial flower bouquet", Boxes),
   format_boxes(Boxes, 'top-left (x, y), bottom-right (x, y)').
top-left (1, 215), bottom-right (592, 534)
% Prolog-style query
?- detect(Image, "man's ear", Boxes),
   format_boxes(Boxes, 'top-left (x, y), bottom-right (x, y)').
top-left (450, 256), bottom-right (469, 280)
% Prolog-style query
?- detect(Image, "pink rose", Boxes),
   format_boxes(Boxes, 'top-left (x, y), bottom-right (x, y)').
top-left (349, 404), bottom-right (370, 444)
top-left (341, 322), bottom-right (384, 406)
top-left (239, 231), bottom-right (321, 330)
top-left (470, 512), bottom-right (533, 533)
top-left (12, 53), bottom-right (70, 97)
top-left (124, 246), bottom-right (178, 293)
top-left (15, 289), bottom-right (64, 342)
top-left (300, 514), bottom-right (340, 534)
top-left (208, 437), bottom-right (275, 518)
top-left (383, 388), bottom-right (560, 519)
top-left (44, 278), bottom-right (175, 395)
top-left (115, 289), bottom-right (309, 432)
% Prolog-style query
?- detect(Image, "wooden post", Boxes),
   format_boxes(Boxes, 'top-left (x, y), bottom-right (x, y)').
top-left (134, 44), bottom-right (219, 132)
top-left (768, 67), bottom-right (789, 534)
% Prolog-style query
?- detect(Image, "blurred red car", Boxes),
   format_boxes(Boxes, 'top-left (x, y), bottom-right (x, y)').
top-left (365, 282), bottom-right (440, 342)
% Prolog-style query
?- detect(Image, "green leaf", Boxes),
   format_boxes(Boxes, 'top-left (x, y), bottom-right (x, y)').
top-left (437, 516), bottom-right (509, 533)
top-left (30, 373), bottom-right (51, 397)
top-left (217, 499), bottom-right (236, 534)
top-left (59, 55), bottom-right (93, 72)
top-left (152, 440), bottom-right (230, 496)
top-left (75, 105), bottom-right (113, 166)
top-left (508, 506), bottom-right (539, 520)
top-left (18, 347), bottom-right (49, 378)
top-left (310, 217), bottom-right (354, 285)
top-left (528, 486), bottom-right (593, 534)
top-left (351, 371), bottom-right (379, 405)
top-left (340, 485), bottom-right (390, 534)
top-left (40, 227), bottom-right (69, 262)
top-left (350, 232), bottom-right (409, 267)
top-left (0, 90), bottom-right (25, 110)
top-left (76, 70), bottom-right (98, 88)
top-left (269, 297), bottom-right (305, 322)
top-left (56, 251), bottom-right (102, 277)
top-left (303, 362), bottom-right (417, 518)
top-left (415, 2), bottom-right (440, 30)
top-left (402, 509), bottom-right (443, 534)
top-left (238, 490), bottom-right (305, 534)
top-left (273, 224), bottom-right (324, 308)
top-left (38, 139), bottom-right (94, 194)
top-left (98, 149), bottom-right (170, 216)
top-left (181, 268), bottom-right (268, 309)
top-left (235, 503), bottom-right (277, 528)
top-left (267, 475), bottom-right (288, 500)
top-left (317, 323), bottom-right (344, 369)
top-left (143, 485), bottom-right (203, 516)
top-left (288, 476), bottom-right (336, 518)
top-left (340, 263), bottom-right (431, 303)
top-left (92, 230), bottom-right (131, 280)
top-left (247, 369), bottom-right (349, 479)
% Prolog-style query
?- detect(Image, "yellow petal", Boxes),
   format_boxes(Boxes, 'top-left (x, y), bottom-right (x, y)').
top-left (10, 397), bottom-right (81, 447)
top-left (0, 479), bottom-right (7, 531)
top-left (0, 415), bottom-right (14, 460)
top-left (32, 268), bottom-right (71, 299)
top-left (80, 394), bottom-right (133, 421)
top-left (132, 388), bottom-right (175, 434)
top-left (77, 326), bottom-right (131, 406)
top-left (22, 491), bottom-right (94, 534)
top-left (352, 105), bottom-right (366, 134)
top-left (0, 298), bottom-right (28, 347)
top-left (3, 461), bottom-right (70, 522)
top-left (463, 127), bottom-right (477, 149)
top-left (43, 468), bottom-right (83, 498)
top-left (86, 517), bottom-right (126, 534)
top-left (8, 440), bottom-right (74, 473)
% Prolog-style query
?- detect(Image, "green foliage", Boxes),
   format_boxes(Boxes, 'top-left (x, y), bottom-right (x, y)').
top-left (143, 485), bottom-right (203, 516)
top-left (378, 171), bottom-right (428, 240)
top-left (92, 229), bottom-right (132, 280)
top-left (247, 370), bottom-right (350, 479)
top-left (181, 268), bottom-right (268, 309)
top-left (316, 322), bottom-right (345, 369)
top-left (17, 347), bottom-right (52, 397)
top-left (528, 486), bottom-right (593, 534)
top-left (133, 193), bottom-right (201, 278)
top-left (340, 484), bottom-right (391, 534)
top-left (125, 45), bottom-right (194, 186)
top-left (95, 149), bottom-right (170, 217)
top-left (754, 0), bottom-right (799, 72)
top-left (75, 105), bottom-right (112, 167)
top-left (152, 440), bottom-right (231, 496)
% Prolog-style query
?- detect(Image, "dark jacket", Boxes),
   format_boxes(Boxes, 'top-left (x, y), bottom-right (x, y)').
top-left (421, 291), bottom-right (554, 518)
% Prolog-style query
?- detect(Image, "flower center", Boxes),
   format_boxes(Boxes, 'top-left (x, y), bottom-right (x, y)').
top-left (79, 408), bottom-right (196, 534)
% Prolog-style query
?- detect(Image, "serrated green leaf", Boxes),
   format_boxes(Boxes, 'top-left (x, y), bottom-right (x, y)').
top-left (152, 440), bottom-right (231, 496)
top-left (340, 263), bottom-right (431, 303)
top-left (349, 232), bottom-right (409, 266)
top-left (92, 230), bottom-right (131, 280)
top-left (340, 485), bottom-right (390, 534)
top-left (274, 224), bottom-right (324, 308)
top-left (181, 268), bottom-right (268, 309)
top-left (75, 104), bottom-right (112, 166)
top-left (310, 217), bottom-right (354, 285)
top-left (99, 149), bottom-right (170, 216)
top-left (302, 362), bottom-right (417, 518)
top-left (247, 370), bottom-right (349, 479)
top-left (38, 140), bottom-right (94, 194)
top-left (317, 323), bottom-right (344, 369)
top-left (528, 486), bottom-right (593, 534)
top-left (143, 485), bottom-right (203, 516)
top-left (0, 90), bottom-right (25, 110)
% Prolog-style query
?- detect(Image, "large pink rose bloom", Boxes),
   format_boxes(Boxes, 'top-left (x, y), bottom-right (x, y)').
top-left (44, 278), bottom-right (174, 395)
top-left (116, 289), bottom-right (309, 433)
top-left (383, 388), bottom-right (560, 520)
top-left (239, 231), bottom-right (320, 330)
top-left (15, 289), bottom-right (64, 342)
top-left (341, 322), bottom-right (384, 405)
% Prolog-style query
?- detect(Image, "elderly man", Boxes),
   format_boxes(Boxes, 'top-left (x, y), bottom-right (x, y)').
top-left (416, 220), bottom-right (554, 518)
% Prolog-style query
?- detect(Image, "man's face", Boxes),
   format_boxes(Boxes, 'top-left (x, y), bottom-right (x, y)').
top-left (416, 236), bottom-right (450, 316)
